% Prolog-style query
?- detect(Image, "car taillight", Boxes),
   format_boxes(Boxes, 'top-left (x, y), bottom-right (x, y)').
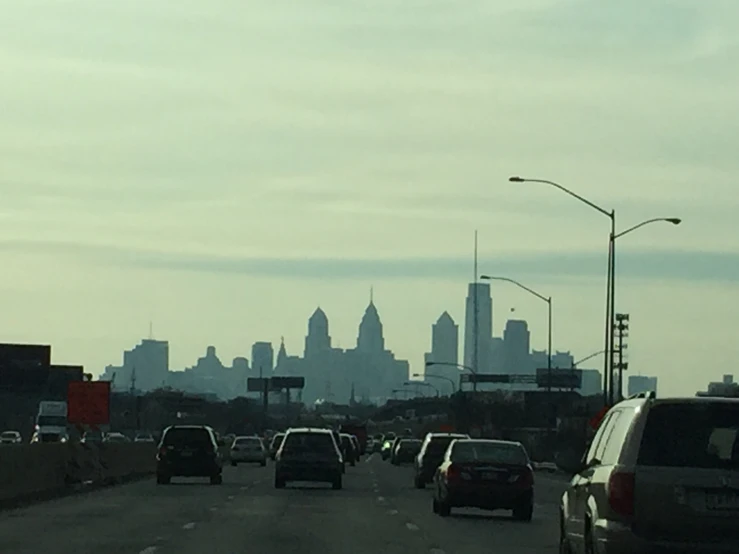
top-left (157, 446), bottom-right (168, 458)
top-left (608, 470), bottom-right (635, 517)
top-left (446, 463), bottom-right (461, 481)
top-left (518, 467), bottom-right (534, 488)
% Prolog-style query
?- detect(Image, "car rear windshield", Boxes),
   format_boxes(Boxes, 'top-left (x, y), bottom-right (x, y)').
top-left (271, 434), bottom-right (284, 447)
top-left (282, 432), bottom-right (336, 454)
top-left (427, 436), bottom-right (467, 454)
top-left (235, 437), bottom-right (261, 446)
top-left (452, 441), bottom-right (529, 465)
top-left (637, 403), bottom-right (739, 469)
top-left (1, 431), bottom-right (17, 438)
top-left (163, 428), bottom-right (212, 448)
top-left (399, 440), bottom-right (421, 449)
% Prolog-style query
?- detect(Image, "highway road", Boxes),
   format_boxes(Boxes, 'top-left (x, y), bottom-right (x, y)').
top-left (0, 454), bottom-right (568, 554)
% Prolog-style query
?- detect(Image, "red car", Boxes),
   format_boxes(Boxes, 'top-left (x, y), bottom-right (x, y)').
top-left (432, 438), bottom-right (534, 521)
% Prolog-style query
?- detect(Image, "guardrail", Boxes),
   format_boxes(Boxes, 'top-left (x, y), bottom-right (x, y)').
top-left (0, 443), bottom-right (156, 509)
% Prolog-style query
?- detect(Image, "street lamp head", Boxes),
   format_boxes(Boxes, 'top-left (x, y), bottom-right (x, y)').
top-left (424, 361), bottom-right (435, 367)
top-left (509, 176), bottom-right (524, 182)
top-left (412, 373), bottom-right (421, 377)
top-left (479, 274), bottom-right (491, 280)
top-left (666, 218), bottom-right (682, 225)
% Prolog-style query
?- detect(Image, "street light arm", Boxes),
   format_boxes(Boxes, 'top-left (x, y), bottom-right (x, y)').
top-left (479, 275), bottom-right (549, 303)
top-left (573, 350), bottom-right (606, 367)
top-left (613, 217), bottom-right (681, 240)
top-left (425, 361), bottom-right (477, 375)
top-left (509, 177), bottom-right (612, 219)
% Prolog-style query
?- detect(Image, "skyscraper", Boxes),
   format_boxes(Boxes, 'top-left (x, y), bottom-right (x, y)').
top-left (503, 319), bottom-right (531, 374)
top-left (251, 342), bottom-right (274, 375)
top-left (463, 282), bottom-right (492, 374)
top-left (357, 294), bottom-right (385, 353)
top-left (429, 311), bottom-right (459, 394)
top-left (305, 307), bottom-right (331, 358)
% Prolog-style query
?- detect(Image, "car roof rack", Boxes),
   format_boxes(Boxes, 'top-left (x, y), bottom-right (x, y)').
top-left (627, 391), bottom-right (656, 400)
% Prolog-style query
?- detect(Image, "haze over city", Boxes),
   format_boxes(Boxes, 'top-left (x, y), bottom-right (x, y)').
top-left (2, 0), bottom-right (738, 397)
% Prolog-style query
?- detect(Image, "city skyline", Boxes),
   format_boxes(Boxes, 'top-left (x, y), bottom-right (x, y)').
top-left (1, 1), bottom-right (737, 398)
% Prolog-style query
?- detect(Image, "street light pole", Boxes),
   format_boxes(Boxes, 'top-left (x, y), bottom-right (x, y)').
top-left (425, 361), bottom-right (477, 392)
top-left (413, 372), bottom-right (457, 394)
top-left (479, 275), bottom-right (552, 391)
top-left (509, 176), bottom-right (614, 407)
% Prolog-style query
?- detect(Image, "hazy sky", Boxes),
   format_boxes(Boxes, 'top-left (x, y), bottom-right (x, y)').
top-left (2, 0), bottom-right (738, 397)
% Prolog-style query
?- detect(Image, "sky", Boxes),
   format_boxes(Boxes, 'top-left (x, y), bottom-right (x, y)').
top-left (1, 0), bottom-right (738, 397)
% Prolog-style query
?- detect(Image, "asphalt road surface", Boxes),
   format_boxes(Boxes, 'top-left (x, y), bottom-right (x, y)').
top-left (0, 454), bottom-right (568, 554)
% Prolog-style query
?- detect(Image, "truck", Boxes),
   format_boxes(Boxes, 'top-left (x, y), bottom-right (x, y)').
top-left (339, 422), bottom-right (368, 455)
top-left (33, 401), bottom-right (69, 443)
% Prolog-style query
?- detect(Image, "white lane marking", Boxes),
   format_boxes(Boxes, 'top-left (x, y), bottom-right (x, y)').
top-left (430, 549), bottom-right (446, 554)
top-left (240, 486), bottom-right (249, 491)
top-left (209, 507), bottom-right (218, 512)
top-left (406, 522), bottom-right (420, 531)
top-left (228, 495), bottom-right (235, 500)
top-left (387, 509), bottom-right (399, 515)
top-left (182, 522), bottom-right (196, 530)
top-left (377, 496), bottom-right (386, 503)
top-left (139, 548), bottom-right (158, 554)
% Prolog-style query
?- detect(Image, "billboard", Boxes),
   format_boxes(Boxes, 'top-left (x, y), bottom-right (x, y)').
top-left (270, 376), bottom-right (305, 390)
top-left (536, 368), bottom-right (582, 389)
top-left (0, 343), bottom-right (52, 392)
top-left (67, 381), bottom-right (111, 425)
top-left (247, 377), bottom-right (270, 393)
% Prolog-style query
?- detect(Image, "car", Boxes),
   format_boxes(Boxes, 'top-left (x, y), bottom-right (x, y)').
top-left (230, 435), bottom-right (267, 466)
top-left (392, 439), bottom-right (422, 465)
top-left (559, 393), bottom-right (739, 554)
top-left (381, 439), bottom-right (394, 460)
top-left (0, 430), bottom-right (22, 445)
top-left (156, 425), bottom-right (223, 485)
top-left (269, 433), bottom-right (285, 460)
top-left (432, 439), bottom-right (534, 520)
top-left (274, 427), bottom-right (343, 490)
top-left (414, 432), bottom-right (470, 488)
top-left (339, 433), bottom-right (358, 466)
top-left (349, 435), bottom-right (361, 458)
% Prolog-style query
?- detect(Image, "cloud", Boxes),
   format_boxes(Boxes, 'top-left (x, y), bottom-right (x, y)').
top-left (1, 238), bottom-right (737, 284)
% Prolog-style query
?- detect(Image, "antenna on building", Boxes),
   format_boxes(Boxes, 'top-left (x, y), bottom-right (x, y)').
top-left (148, 320), bottom-right (154, 340)
top-left (370, 286), bottom-right (374, 303)
top-left (473, 230), bottom-right (479, 383)
top-left (473, 229), bottom-right (478, 283)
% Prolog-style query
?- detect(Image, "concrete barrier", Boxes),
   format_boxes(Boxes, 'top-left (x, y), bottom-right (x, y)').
top-left (0, 443), bottom-right (156, 509)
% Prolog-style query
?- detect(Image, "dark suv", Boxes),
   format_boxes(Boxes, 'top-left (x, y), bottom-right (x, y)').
top-left (274, 428), bottom-right (343, 490)
top-left (414, 432), bottom-right (470, 488)
top-left (156, 425), bottom-right (223, 485)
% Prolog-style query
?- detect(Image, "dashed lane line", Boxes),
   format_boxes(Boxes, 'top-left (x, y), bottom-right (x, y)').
top-left (139, 548), bottom-right (158, 554)
top-left (406, 523), bottom-right (420, 532)
top-left (182, 522), bottom-right (196, 530)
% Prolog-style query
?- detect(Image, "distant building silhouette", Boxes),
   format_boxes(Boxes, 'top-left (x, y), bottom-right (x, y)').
top-left (463, 282), bottom-right (492, 374)
top-left (305, 307), bottom-right (331, 358)
top-left (503, 320), bottom-right (530, 375)
top-left (426, 311), bottom-right (458, 395)
top-left (251, 342), bottom-right (274, 375)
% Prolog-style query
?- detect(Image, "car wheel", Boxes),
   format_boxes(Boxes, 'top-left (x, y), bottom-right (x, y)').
top-left (231, 461), bottom-right (237, 467)
top-left (414, 475), bottom-right (425, 489)
top-left (559, 522), bottom-right (573, 554)
top-left (432, 497), bottom-right (439, 514)
top-left (156, 474), bottom-right (170, 485)
top-left (332, 475), bottom-right (343, 490)
top-left (437, 498), bottom-right (451, 517)
top-left (260, 460), bottom-right (267, 467)
top-left (210, 473), bottom-right (223, 485)
top-left (274, 475), bottom-right (286, 489)
top-left (513, 500), bottom-right (533, 522)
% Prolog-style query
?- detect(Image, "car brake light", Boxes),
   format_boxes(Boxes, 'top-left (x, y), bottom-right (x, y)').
top-left (446, 463), bottom-right (461, 481)
top-left (608, 470), bottom-right (635, 517)
top-left (518, 467), bottom-right (534, 487)
top-left (157, 446), bottom-right (168, 458)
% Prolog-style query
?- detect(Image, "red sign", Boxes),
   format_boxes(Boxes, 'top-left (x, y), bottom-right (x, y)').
top-left (67, 381), bottom-right (111, 425)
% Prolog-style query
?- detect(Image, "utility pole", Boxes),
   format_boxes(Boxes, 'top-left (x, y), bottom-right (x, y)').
top-left (614, 313), bottom-right (629, 401)
top-left (472, 230), bottom-right (479, 392)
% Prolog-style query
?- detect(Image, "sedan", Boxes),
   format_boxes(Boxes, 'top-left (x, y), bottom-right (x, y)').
top-left (432, 439), bottom-right (534, 521)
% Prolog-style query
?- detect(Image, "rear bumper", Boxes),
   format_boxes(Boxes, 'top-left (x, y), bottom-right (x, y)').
top-left (157, 460), bottom-right (221, 477)
top-left (446, 485), bottom-right (532, 509)
top-left (277, 463), bottom-right (341, 482)
top-left (231, 451), bottom-right (266, 462)
top-left (593, 521), bottom-right (739, 554)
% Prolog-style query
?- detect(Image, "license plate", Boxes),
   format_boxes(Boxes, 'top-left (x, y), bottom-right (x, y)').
top-left (181, 451), bottom-right (193, 457)
top-left (481, 472), bottom-right (500, 480)
top-left (706, 492), bottom-right (739, 510)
